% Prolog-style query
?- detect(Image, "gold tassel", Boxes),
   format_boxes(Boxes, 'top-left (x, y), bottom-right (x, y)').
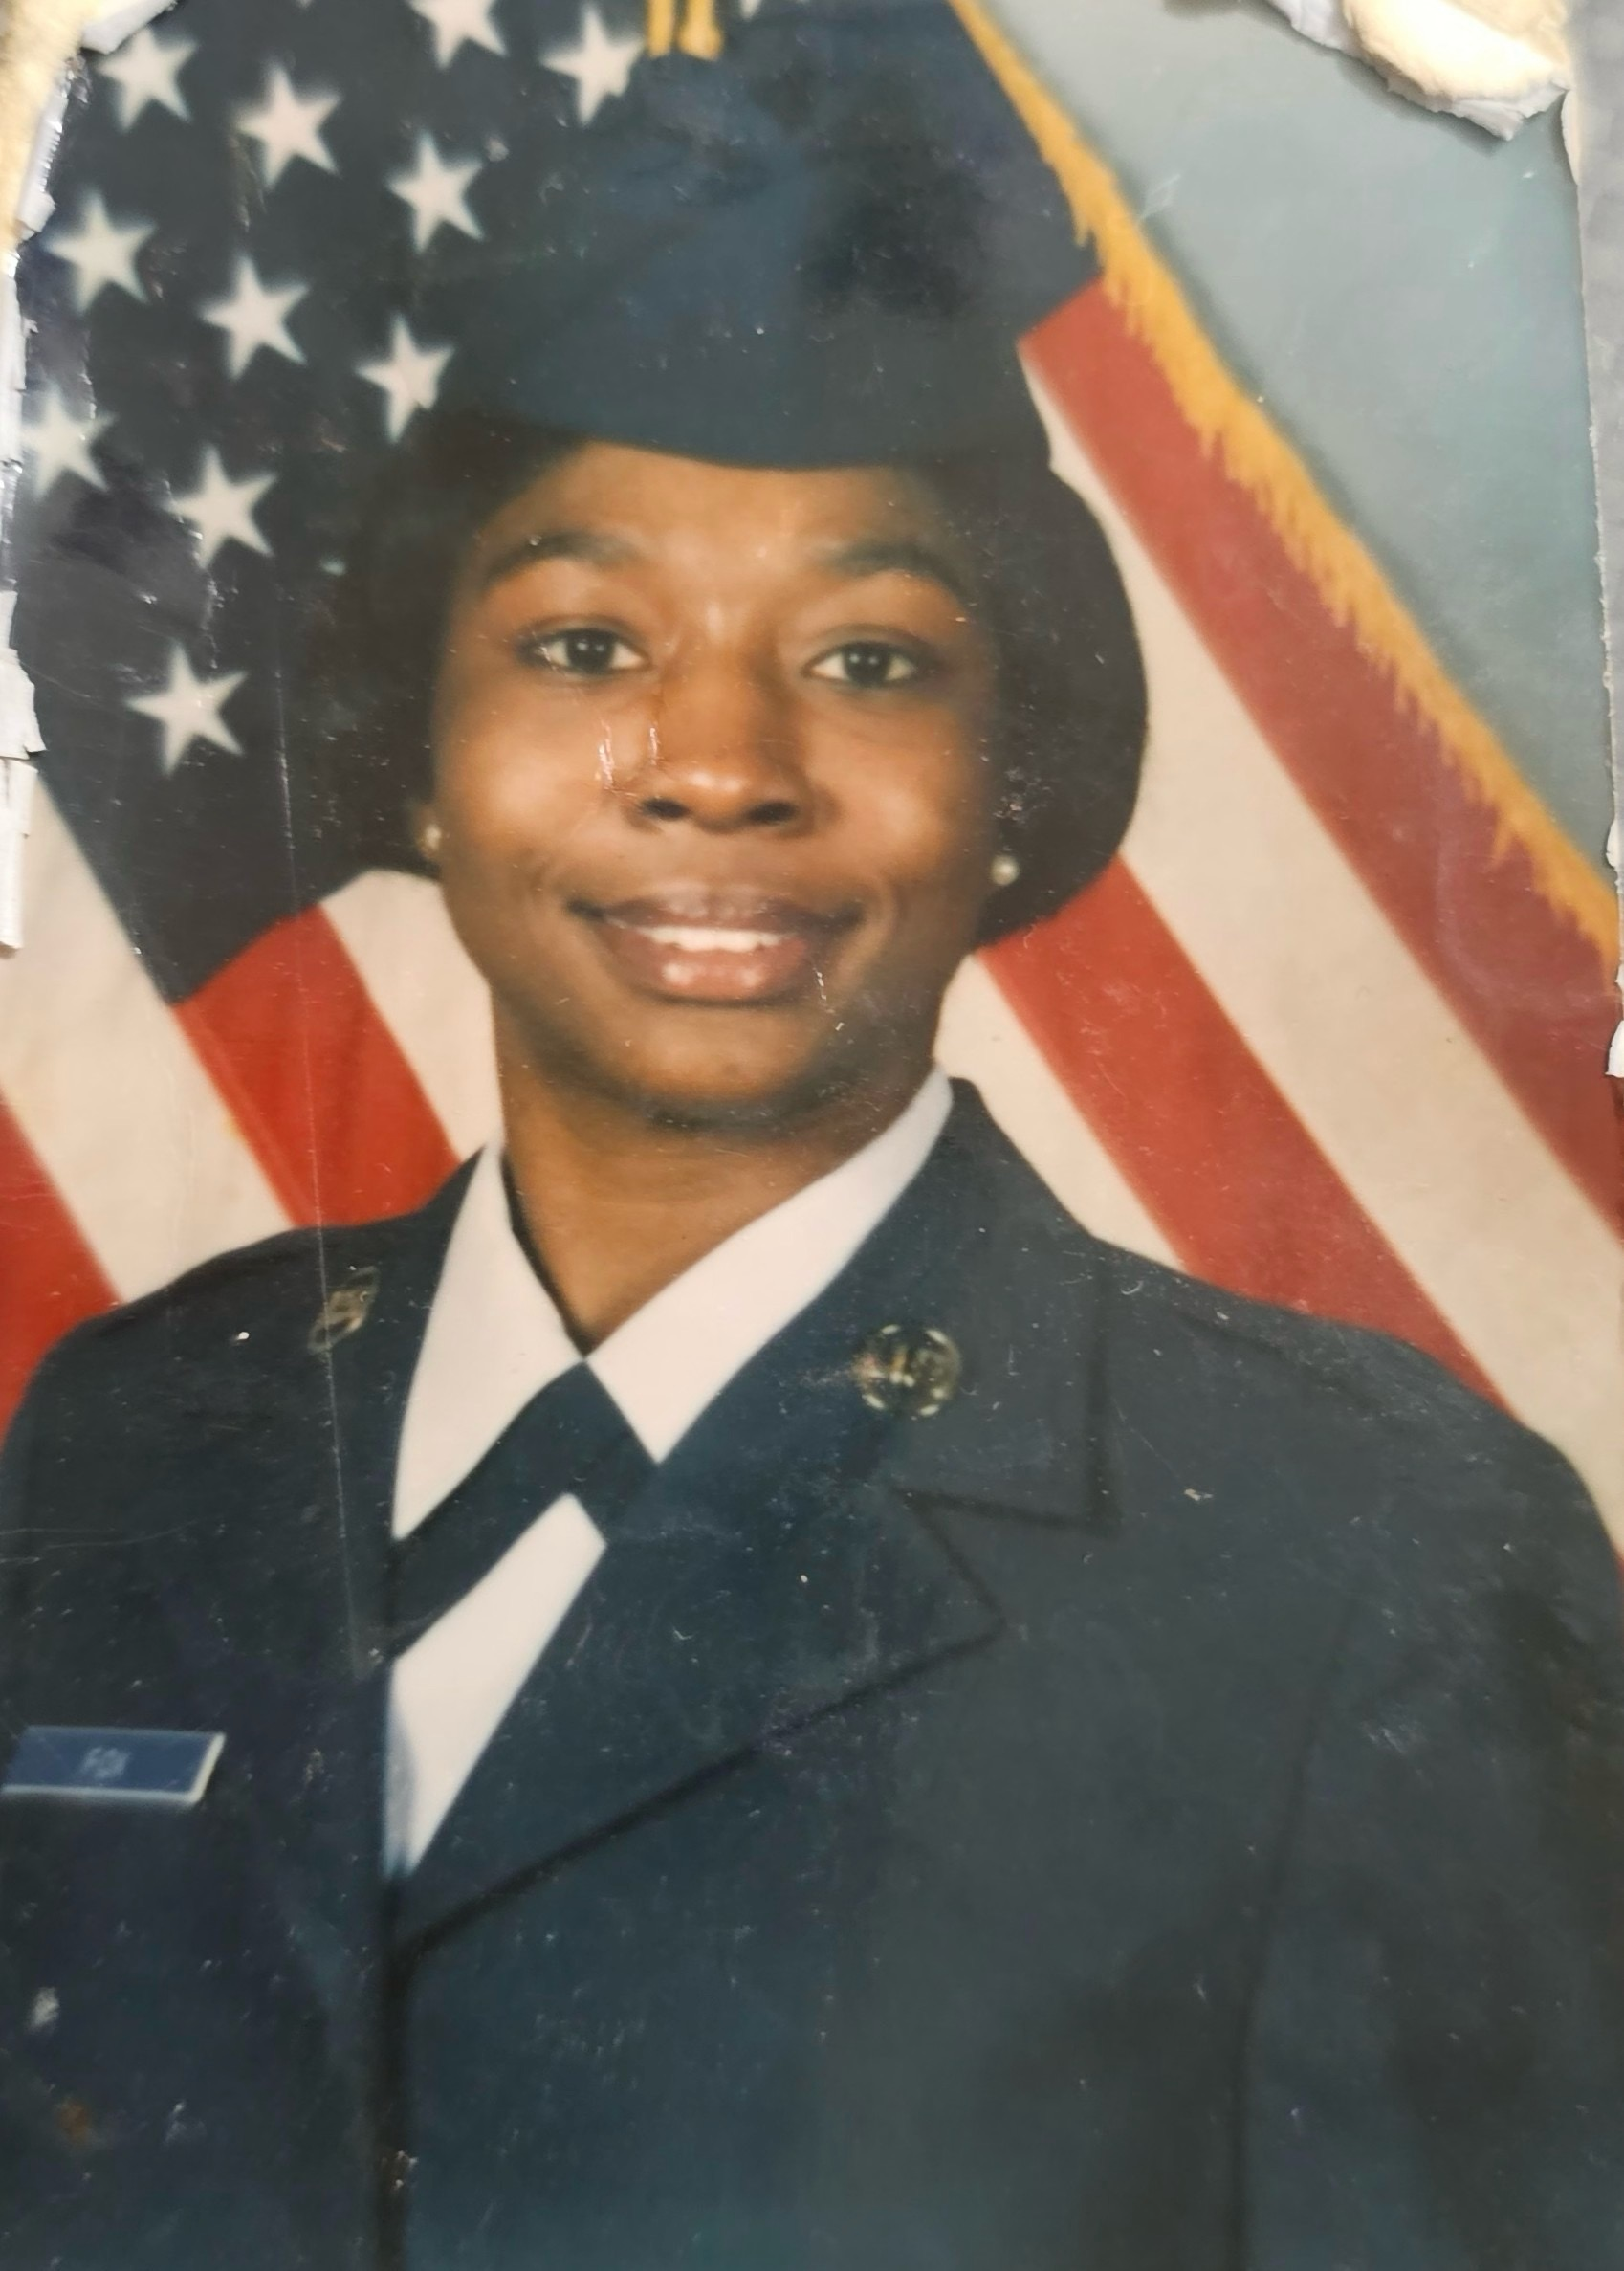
top-left (677, 0), bottom-right (724, 57)
top-left (647, 0), bottom-right (723, 56)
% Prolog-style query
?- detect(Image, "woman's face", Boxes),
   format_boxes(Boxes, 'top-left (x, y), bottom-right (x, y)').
top-left (428, 440), bottom-right (999, 1129)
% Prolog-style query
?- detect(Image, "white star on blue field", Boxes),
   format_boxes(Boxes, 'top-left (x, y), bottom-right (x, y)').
top-left (26, 0), bottom-right (652, 788)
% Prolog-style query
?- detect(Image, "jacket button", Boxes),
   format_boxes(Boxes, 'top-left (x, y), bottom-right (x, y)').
top-left (850, 1324), bottom-right (962, 1419)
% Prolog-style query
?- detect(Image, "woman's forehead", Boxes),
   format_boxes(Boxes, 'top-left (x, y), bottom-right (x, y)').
top-left (468, 442), bottom-right (962, 579)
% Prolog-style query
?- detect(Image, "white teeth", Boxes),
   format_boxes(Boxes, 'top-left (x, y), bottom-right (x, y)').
top-left (639, 924), bottom-right (784, 954)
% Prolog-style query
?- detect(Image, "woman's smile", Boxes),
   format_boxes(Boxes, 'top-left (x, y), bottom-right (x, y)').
top-left (578, 886), bottom-right (860, 1005)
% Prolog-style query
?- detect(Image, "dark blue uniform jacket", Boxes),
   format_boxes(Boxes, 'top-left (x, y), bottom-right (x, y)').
top-left (3, 1086), bottom-right (1623, 2269)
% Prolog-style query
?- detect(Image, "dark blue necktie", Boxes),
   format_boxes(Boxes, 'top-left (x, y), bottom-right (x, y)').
top-left (387, 1364), bottom-right (654, 1657)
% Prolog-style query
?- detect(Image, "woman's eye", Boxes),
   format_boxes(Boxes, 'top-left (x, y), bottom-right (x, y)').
top-left (521, 628), bottom-right (642, 676)
top-left (809, 641), bottom-right (923, 690)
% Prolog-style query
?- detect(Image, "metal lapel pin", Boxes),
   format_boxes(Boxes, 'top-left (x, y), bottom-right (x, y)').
top-left (308, 1268), bottom-right (381, 1356)
top-left (850, 1323), bottom-right (962, 1420)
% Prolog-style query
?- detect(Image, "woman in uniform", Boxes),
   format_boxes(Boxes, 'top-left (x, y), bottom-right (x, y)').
top-left (4, 19), bottom-right (1624, 2271)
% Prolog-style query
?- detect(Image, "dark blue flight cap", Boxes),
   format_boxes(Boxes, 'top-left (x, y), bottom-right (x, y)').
top-left (430, 0), bottom-right (1093, 470)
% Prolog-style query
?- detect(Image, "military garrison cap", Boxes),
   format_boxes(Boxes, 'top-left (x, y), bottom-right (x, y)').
top-left (431, 1), bottom-right (1094, 468)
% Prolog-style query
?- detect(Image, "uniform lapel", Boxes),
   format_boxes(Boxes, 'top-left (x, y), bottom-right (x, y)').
top-left (396, 1092), bottom-right (1108, 1949)
top-left (394, 1426), bottom-right (1002, 1948)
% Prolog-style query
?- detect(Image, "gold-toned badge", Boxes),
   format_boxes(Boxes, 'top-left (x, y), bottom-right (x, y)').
top-left (307, 1268), bottom-right (380, 1356)
top-left (850, 1324), bottom-right (962, 1420)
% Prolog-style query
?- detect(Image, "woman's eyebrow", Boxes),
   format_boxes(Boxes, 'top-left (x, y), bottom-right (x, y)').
top-left (822, 537), bottom-right (973, 606)
top-left (477, 527), bottom-right (636, 593)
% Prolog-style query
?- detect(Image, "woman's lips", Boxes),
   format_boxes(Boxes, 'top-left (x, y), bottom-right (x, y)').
top-left (579, 892), bottom-right (849, 1003)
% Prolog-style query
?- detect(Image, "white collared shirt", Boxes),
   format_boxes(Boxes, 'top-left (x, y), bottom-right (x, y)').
top-left (384, 1069), bottom-right (952, 1873)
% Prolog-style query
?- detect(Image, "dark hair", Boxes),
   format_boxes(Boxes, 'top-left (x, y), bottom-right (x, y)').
top-left (296, 409), bottom-right (1146, 942)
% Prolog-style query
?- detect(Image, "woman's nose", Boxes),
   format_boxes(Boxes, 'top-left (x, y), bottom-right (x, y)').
top-left (621, 657), bottom-right (809, 832)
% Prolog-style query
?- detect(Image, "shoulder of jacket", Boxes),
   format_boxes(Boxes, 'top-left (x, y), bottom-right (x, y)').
top-left (1086, 1241), bottom-right (1579, 1525)
top-left (1072, 1247), bottom-right (1622, 1648)
top-left (73, 1223), bottom-right (366, 1350)
top-left (19, 1194), bottom-right (450, 1406)
top-left (947, 1100), bottom-right (1541, 1500)
top-left (1102, 1245), bottom-right (1470, 1416)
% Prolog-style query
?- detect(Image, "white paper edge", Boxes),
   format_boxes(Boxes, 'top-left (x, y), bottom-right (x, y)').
top-left (1257, 0), bottom-right (1569, 140)
top-left (0, 10), bottom-right (177, 948)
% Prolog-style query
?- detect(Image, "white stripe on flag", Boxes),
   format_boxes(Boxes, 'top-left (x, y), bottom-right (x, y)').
top-left (0, 788), bottom-right (286, 1299)
top-left (323, 870), bottom-right (501, 1156)
top-left (1036, 390), bottom-right (1624, 1531)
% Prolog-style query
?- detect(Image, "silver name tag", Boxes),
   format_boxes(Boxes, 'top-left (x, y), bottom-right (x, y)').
top-left (1, 1726), bottom-right (224, 1809)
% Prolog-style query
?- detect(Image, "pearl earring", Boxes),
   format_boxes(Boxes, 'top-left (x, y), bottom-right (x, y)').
top-left (990, 849), bottom-right (1021, 889)
top-left (418, 817), bottom-right (444, 864)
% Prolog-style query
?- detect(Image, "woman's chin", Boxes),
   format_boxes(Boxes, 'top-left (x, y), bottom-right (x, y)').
top-left (597, 1036), bottom-right (869, 1133)
top-left (515, 1003), bottom-right (905, 1135)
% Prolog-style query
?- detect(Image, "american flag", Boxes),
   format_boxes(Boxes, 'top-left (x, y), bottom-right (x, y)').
top-left (0, 0), bottom-right (1618, 1538)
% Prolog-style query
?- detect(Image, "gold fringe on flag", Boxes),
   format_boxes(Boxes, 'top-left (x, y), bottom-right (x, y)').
top-left (944, 0), bottom-right (1619, 966)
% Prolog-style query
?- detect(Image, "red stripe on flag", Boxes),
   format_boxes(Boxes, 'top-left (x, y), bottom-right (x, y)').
top-left (1028, 291), bottom-right (1622, 1233)
top-left (175, 906), bottom-right (459, 1226)
top-left (0, 1094), bottom-right (115, 1436)
top-left (986, 863), bottom-right (1498, 1399)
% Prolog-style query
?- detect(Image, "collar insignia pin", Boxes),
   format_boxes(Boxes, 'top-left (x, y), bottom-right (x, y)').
top-left (308, 1268), bottom-right (380, 1356)
top-left (850, 1323), bottom-right (962, 1420)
